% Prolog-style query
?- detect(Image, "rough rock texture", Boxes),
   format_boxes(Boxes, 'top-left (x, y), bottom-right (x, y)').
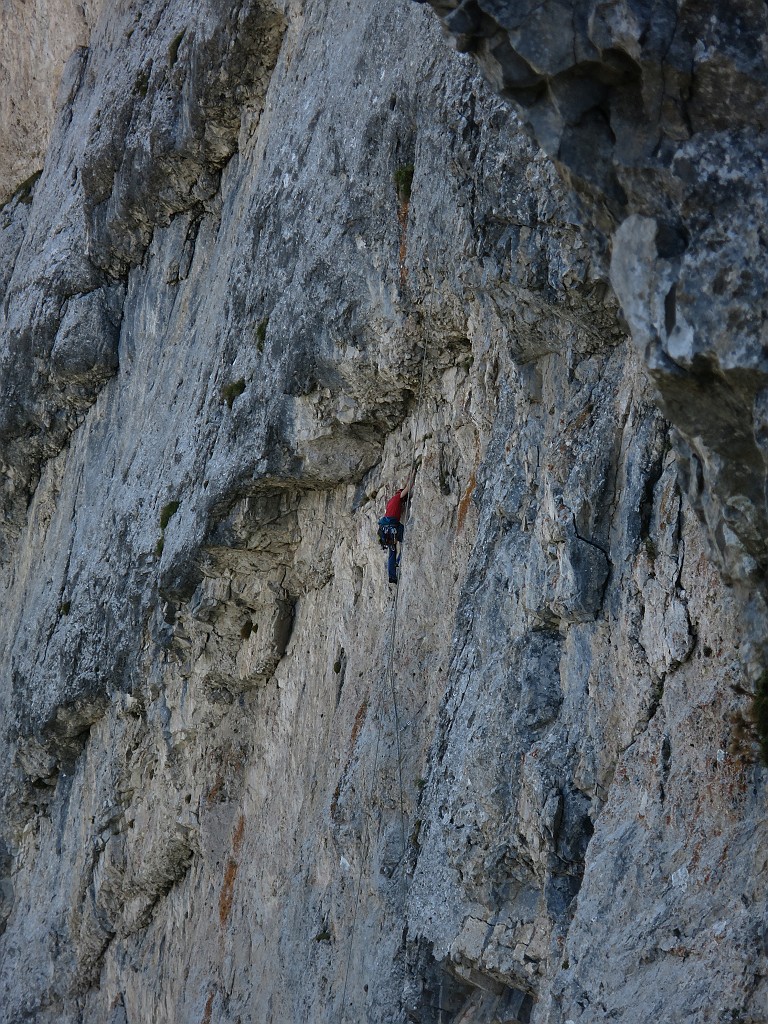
top-left (0, 0), bottom-right (104, 205)
top-left (425, 0), bottom-right (768, 630)
top-left (0, 2), bottom-right (766, 1024)
top-left (0, 0), bottom-right (285, 565)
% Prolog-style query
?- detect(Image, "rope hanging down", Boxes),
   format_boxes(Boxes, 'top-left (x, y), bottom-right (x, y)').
top-left (389, 273), bottom-right (434, 866)
top-left (337, 282), bottom-right (432, 1024)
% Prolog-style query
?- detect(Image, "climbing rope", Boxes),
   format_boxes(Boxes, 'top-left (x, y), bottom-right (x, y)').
top-left (337, 269), bottom-right (433, 1024)
top-left (389, 262), bottom-right (434, 864)
top-left (387, 571), bottom-right (408, 861)
top-left (337, 686), bottom-right (386, 1023)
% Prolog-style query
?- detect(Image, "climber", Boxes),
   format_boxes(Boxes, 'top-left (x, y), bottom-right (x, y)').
top-left (378, 464), bottom-right (418, 585)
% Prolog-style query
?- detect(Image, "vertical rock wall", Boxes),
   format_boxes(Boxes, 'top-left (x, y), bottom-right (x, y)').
top-left (0, 0), bottom-right (105, 204)
top-left (0, 2), bottom-right (766, 1023)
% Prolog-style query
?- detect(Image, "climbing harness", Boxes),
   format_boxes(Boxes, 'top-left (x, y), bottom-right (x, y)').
top-left (377, 516), bottom-right (401, 551)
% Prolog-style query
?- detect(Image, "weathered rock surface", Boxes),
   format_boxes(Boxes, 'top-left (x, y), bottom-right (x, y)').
top-left (426, 0), bottom-right (768, 634)
top-left (0, 0), bottom-right (104, 206)
top-left (0, 2), bottom-right (766, 1024)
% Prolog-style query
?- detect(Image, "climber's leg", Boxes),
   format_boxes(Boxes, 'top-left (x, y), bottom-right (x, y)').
top-left (388, 545), bottom-right (398, 584)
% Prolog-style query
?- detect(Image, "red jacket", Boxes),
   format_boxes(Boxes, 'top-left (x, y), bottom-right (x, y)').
top-left (385, 489), bottom-right (405, 520)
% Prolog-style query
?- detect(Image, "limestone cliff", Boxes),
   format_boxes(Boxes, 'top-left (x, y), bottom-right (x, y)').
top-left (0, 2), bottom-right (766, 1023)
top-left (0, 0), bottom-right (105, 205)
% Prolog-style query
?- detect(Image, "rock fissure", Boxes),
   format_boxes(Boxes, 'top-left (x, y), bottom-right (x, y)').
top-left (1, 1), bottom-right (767, 1022)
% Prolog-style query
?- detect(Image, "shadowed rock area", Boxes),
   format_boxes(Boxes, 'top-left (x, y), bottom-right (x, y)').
top-left (425, 0), bottom-right (768, 628)
top-left (0, 2), bottom-right (766, 1023)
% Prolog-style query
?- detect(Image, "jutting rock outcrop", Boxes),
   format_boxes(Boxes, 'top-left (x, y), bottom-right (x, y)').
top-left (0, 0), bottom-right (105, 206)
top-left (0, 2), bottom-right (766, 1024)
top-left (425, 0), bottom-right (768, 619)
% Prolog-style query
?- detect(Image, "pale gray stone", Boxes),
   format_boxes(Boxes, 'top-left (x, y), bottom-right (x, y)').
top-left (0, 2), bottom-right (765, 1024)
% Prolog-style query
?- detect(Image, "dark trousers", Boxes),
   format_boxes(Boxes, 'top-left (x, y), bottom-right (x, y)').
top-left (386, 520), bottom-right (404, 582)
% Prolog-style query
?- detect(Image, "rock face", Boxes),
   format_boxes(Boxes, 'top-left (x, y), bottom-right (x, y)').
top-left (425, 0), bottom-right (768, 624)
top-left (0, 2), bottom-right (766, 1024)
top-left (0, 0), bottom-right (104, 205)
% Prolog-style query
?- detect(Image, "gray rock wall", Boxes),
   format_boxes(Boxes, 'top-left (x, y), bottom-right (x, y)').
top-left (0, 1), bottom-right (766, 1023)
top-left (425, 0), bottom-right (768, 637)
top-left (0, 0), bottom-right (104, 205)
